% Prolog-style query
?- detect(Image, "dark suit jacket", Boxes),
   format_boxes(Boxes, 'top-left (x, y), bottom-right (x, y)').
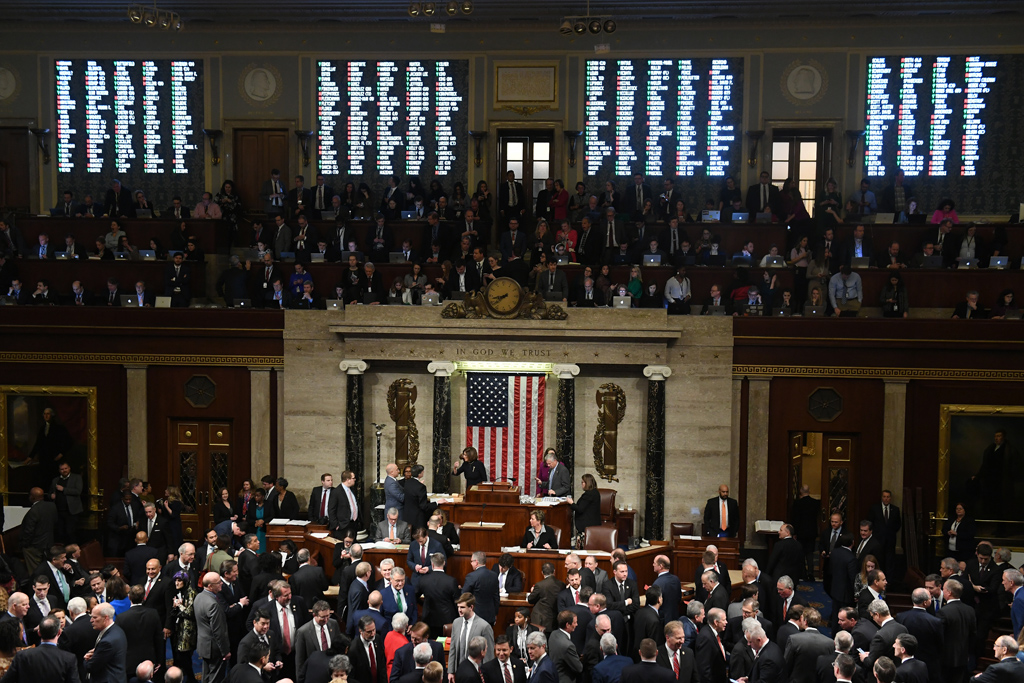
top-left (415, 570), bottom-right (459, 635)
top-left (838, 237), bottom-right (874, 267)
top-left (482, 656), bottom-right (527, 683)
top-left (748, 640), bottom-right (785, 683)
top-left (349, 635), bottom-right (387, 683)
top-left (776, 621), bottom-right (800, 653)
top-left (123, 544), bottom-right (160, 585)
top-left (703, 583), bottom-right (730, 616)
top-left (58, 613), bottom-right (95, 683)
top-left (117, 604), bottom-right (164, 680)
top-left (498, 181), bottom-right (526, 219)
top-left (455, 659), bottom-right (488, 683)
top-left (864, 618), bottom-right (908, 672)
top-left (939, 600), bottom-right (976, 667)
top-left (857, 588), bottom-right (882, 620)
top-left (308, 485), bottom-right (334, 524)
top-left (828, 546), bottom-right (858, 605)
top-left (289, 564), bottom-right (329, 608)
top-left (702, 496), bottom-right (739, 537)
top-left (463, 567), bottom-right (501, 625)
top-left (972, 658), bottom-right (1024, 683)
top-left (694, 626), bottom-right (728, 683)
top-left (237, 628), bottom-right (281, 674)
top-left (866, 502), bottom-right (902, 550)
top-left (267, 597), bottom-right (310, 650)
top-left (401, 479), bottom-right (436, 531)
top-left (895, 608), bottom-right (944, 682)
top-left (652, 572), bottom-right (682, 623)
top-left (766, 537), bottom-right (806, 585)
top-left (21, 500), bottom-right (58, 551)
top-left (893, 658), bottom-right (929, 683)
top-left (605, 578), bottom-right (640, 620)
top-left (784, 628), bottom-right (834, 683)
top-left (85, 622), bottom-right (128, 683)
top-left (724, 614), bottom-right (773, 651)
top-left (32, 561), bottom-right (70, 608)
top-left (745, 183), bottom-right (781, 218)
top-left (629, 605), bottom-right (664, 660)
top-left (854, 535), bottom-right (883, 564)
top-left (230, 662), bottom-right (266, 683)
top-left (536, 269), bottom-right (570, 302)
top-left (527, 576), bottom-right (565, 632)
top-left (3, 642), bottom-right (81, 683)
top-left (492, 565), bottom-right (525, 594)
top-left (389, 640), bottom-right (447, 683)
top-left (621, 660), bottom-right (677, 683)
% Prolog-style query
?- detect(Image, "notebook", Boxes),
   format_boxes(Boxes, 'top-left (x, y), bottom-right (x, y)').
top-left (120, 295), bottom-right (138, 306)
top-left (874, 212), bottom-right (895, 224)
top-left (234, 299), bottom-right (252, 308)
top-left (958, 258), bottom-right (979, 270)
top-left (388, 252), bottom-right (409, 263)
top-left (309, 253), bottom-right (326, 263)
top-left (921, 255), bottom-right (944, 268)
top-left (54, 251), bottom-right (70, 260)
top-left (320, 209), bottom-right (338, 221)
top-left (422, 292), bottom-right (441, 306)
top-left (135, 209), bottom-right (153, 219)
top-left (755, 212), bottom-right (772, 224)
top-left (401, 210), bottom-right (418, 220)
top-left (139, 250), bottom-right (156, 260)
top-left (805, 306), bottom-right (825, 317)
top-left (775, 306), bottom-right (792, 317)
top-left (704, 305), bottom-right (727, 316)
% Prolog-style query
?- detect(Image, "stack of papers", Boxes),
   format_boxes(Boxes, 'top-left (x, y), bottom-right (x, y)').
top-left (754, 520), bottom-right (784, 532)
top-left (268, 519), bottom-right (311, 526)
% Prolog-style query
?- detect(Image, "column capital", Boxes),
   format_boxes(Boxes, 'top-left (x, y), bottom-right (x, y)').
top-left (883, 378), bottom-right (910, 386)
top-left (427, 361), bottom-right (457, 377)
top-left (551, 364), bottom-right (580, 380)
top-left (643, 365), bottom-right (672, 381)
top-left (339, 359), bottom-right (368, 375)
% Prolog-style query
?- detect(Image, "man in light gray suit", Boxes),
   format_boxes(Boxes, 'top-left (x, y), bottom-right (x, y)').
top-left (536, 261), bottom-right (569, 303)
top-left (375, 508), bottom-right (411, 544)
top-left (194, 572), bottom-right (231, 683)
top-left (449, 593), bottom-right (495, 672)
top-left (272, 215), bottom-right (292, 257)
top-left (48, 461), bottom-right (84, 543)
top-left (543, 453), bottom-right (571, 498)
top-left (548, 611), bottom-right (584, 683)
top-left (295, 599), bottom-right (349, 678)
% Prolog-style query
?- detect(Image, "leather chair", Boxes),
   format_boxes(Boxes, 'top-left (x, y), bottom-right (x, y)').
top-left (597, 488), bottom-right (618, 523)
top-left (670, 522), bottom-right (695, 538)
top-left (80, 539), bottom-right (105, 571)
top-left (584, 526), bottom-right (618, 552)
top-left (443, 623), bottom-right (453, 638)
top-left (549, 525), bottom-right (563, 548)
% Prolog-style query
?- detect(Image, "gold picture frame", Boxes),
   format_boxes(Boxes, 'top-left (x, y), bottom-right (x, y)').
top-left (937, 403), bottom-right (1024, 520)
top-left (0, 386), bottom-right (100, 510)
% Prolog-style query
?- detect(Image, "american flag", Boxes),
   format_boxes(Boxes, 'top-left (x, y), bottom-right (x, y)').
top-left (466, 372), bottom-right (546, 497)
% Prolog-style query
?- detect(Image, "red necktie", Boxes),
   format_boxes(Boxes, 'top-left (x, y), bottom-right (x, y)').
top-left (368, 640), bottom-right (377, 680)
top-left (574, 590), bottom-right (579, 604)
top-left (320, 491), bottom-right (327, 518)
top-left (320, 624), bottom-right (329, 651)
top-left (281, 607), bottom-right (292, 654)
top-left (145, 579), bottom-right (153, 599)
top-left (672, 650), bottom-right (680, 679)
top-left (422, 545), bottom-right (427, 564)
top-left (782, 599), bottom-right (788, 622)
top-left (717, 634), bottom-right (726, 659)
top-left (504, 663), bottom-right (513, 683)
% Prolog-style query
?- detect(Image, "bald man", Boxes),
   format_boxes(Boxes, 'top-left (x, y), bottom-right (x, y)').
top-left (21, 487), bottom-right (58, 570)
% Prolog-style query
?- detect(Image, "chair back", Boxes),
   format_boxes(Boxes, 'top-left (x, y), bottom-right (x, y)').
top-left (670, 522), bottom-right (695, 538)
top-left (597, 488), bottom-right (617, 522)
top-left (584, 526), bottom-right (618, 552)
top-left (549, 525), bottom-right (563, 548)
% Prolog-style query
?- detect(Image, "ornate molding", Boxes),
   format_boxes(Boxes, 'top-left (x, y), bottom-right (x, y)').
top-left (0, 351), bottom-right (282, 366)
top-left (339, 359), bottom-right (368, 375)
top-left (551, 364), bottom-right (580, 380)
top-left (643, 365), bottom-right (673, 381)
top-left (427, 361), bottom-right (457, 377)
top-left (593, 383), bottom-right (626, 482)
top-left (733, 365), bottom-right (1024, 381)
top-left (494, 104), bottom-right (557, 117)
top-left (387, 378), bottom-right (419, 467)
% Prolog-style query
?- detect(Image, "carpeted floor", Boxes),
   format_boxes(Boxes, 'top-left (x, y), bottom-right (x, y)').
top-left (795, 579), bottom-right (834, 636)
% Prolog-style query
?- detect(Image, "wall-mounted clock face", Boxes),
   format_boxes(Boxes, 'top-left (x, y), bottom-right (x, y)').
top-left (184, 375), bottom-right (217, 408)
top-left (484, 277), bottom-right (524, 318)
top-left (808, 387), bottom-right (842, 422)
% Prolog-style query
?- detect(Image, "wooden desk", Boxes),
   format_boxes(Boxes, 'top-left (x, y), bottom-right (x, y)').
top-left (671, 537), bottom-right (741, 587)
top-left (456, 522), bottom-right (508, 552)
top-left (438, 500), bottom-right (572, 554)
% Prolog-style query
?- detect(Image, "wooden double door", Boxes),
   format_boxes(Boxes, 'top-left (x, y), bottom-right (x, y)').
top-left (233, 128), bottom-right (290, 218)
top-left (168, 419), bottom-right (238, 540)
top-left (789, 431), bottom-right (859, 524)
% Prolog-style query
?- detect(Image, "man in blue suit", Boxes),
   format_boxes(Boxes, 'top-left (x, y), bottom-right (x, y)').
top-left (84, 603), bottom-right (128, 683)
top-left (407, 528), bottom-right (445, 589)
top-left (652, 555), bottom-right (682, 623)
top-left (526, 631), bottom-right (558, 683)
top-left (347, 589), bottom-right (388, 639)
top-left (463, 552), bottom-right (501, 626)
top-left (347, 561), bottom-right (372, 624)
top-left (384, 464), bottom-right (405, 517)
top-left (1003, 568), bottom-right (1024, 639)
top-left (895, 587), bottom-right (945, 683)
top-left (388, 622), bottom-right (447, 683)
top-left (3, 615), bottom-right (79, 683)
top-left (592, 633), bottom-right (632, 683)
top-left (381, 568), bottom-right (417, 624)
top-left (973, 636), bottom-right (1024, 683)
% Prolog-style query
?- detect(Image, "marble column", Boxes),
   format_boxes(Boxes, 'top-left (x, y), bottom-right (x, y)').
top-left (340, 360), bottom-right (368, 505)
top-left (124, 365), bottom-right (148, 479)
top-left (643, 365), bottom-right (672, 540)
top-left (731, 378), bottom-right (743, 492)
top-left (275, 367), bottom-right (284, 475)
top-left (882, 379), bottom-right (909, 548)
top-left (746, 378), bottom-right (772, 546)
top-left (250, 368), bottom-right (272, 478)
top-left (552, 364), bottom-right (580, 498)
top-left (428, 361), bottom-right (456, 494)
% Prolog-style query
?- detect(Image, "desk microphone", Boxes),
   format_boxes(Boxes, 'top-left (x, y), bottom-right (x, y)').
top-left (481, 502), bottom-right (487, 525)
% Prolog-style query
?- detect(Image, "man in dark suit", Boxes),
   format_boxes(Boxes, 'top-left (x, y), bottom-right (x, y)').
top-left (381, 568), bottom-right (418, 624)
top-left (390, 623), bottom-right (447, 683)
top-left (557, 570), bottom-right (588, 614)
top-left (289, 549), bottom-right (328, 608)
top-left (588, 596), bottom-right (628, 657)
top-left (784, 608), bottom-right (833, 683)
top-left (857, 569), bottom-right (888, 620)
top-left (163, 252), bottom-right (192, 308)
top-left (48, 460), bottom-right (83, 544)
top-left (866, 490), bottom-right (902, 575)
top-left (767, 525), bottom-right (806, 589)
top-left (267, 582), bottom-right (310, 679)
top-left (895, 588), bottom-right (944, 683)
top-left (651, 555), bottom-right (682, 623)
top-left (972, 636), bottom-right (1024, 683)
top-left (622, 172), bottom-right (654, 219)
top-left (484, 636), bottom-right (527, 683)
top-left (625, 637), bottom-right (681, 683)
top-left (219, 561), bottom-right (249, 662)
top-left (745, 171), bottom-right (781, 220)
top-left (693, 609), bottom-right (728, 683)
top-left (85, 603), bottom-right (128, 683)
top-left (700, 570), bottom-right (730, 616)
top-left (967, 542), bottom-right (1002, 658)
top-left (940, 579), bottom-right (977, 683)
top-left (58, 598), bottom-right (95, 683)
top-left (547, 611), bottom-right (583, 683)
top-left (347, 562), bottom-right (373, 622)
top-left (124, 531), bottom-right (160, 585)
top-left (821, 513), bottom-right (846, 593)
top-left (777, 575), bottom-right (809, 626)
top-left (119, 585), bottom-right (164, 683)
top-left (703, 485), bottom-right (739, 538)
top-left (33, 545), bottom-right (72, 609)
top-left (829, 534), bottom-right (859, 631)
top-left (21, 487), bottom-right (59, 571)
top-left (233, 641), bottom-right (272, 683)
top-left (331, 471), bottom-right (362, 539)
top-left (492, 555), bottom-right (525, 595)
top-left (499, 220), bottom-right (528, 264)
top-left (863, 600), bottom-right (908, 674)
top-left (528, 563), bottom-right (564, 633)
top-left (463, 552), bottom-right (501, 626)
top-left (351, 614), bottom-right (387, 683)
top-left (401, 466), bottom-right (437, 533)
top-left (606, 562), bottom-right (641, 622)
top-left (892, 633), bottom-right (929, 683)
top-left (3, 615), bottom-right (79, 683)
top-left (416, 554), bottom-right (459, 638)
top-left (103, 179), bottom-right (135, 218)
top-left (775, 604), bottom-right (805, 653)
top-left (527, 631), bottom-right (560, 683)
top-left (105, 494), bottom-right (136, 558)
top-left (294, 600), bottom-right (349, 681)
top-left (789, 489), bottom-right (819, 577)
top-left (630, 587), bottom-right (664, 661)
top-left (854, 520), bottom-right (884, 565)
top-left (693, 550), bottom-right (731, 604)
top-left (287, 175), bottom-right (314, 218)
top-left (498, 171), bottom-right (526, 227)
top-left (308, 473), bottom-right (335, 526)
top-left (237, 609), bottom-right (283, 679)
top-left (745, 622), bottom-right (785, 683)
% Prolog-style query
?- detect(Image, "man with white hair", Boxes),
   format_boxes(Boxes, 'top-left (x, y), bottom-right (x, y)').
top-left (816, 631), bottom-right (854, 683)
top-left (134, 660), bottom-right (156, 683)
top-left (701, 571), bottom-right (728, 614)
top-left (85, 602), bottom-right (127, 683)
top-left (783, 608), bottom-right (833, 683)
top-left (1002, 568), bottom-right (1024, 639)
top-left (382, 567), bottom-right (417, 623)
top-left (741, 559), bottom-right (781, 628)
top-left (454, 635), bottom-right (489, 683)
top-left (895, 587), bottom-right (944, 683)
top-left (738, 620), bottom-right (783, 683)
top-left (591, 632), bottom-right (631, 683)
top-left (972, 636), bottom-right (1024, 683)
top-left (58, 596), bottom-right (93, 681)
top-left (1, 592), bottom-right (29, 645)
top-left (376, 508), bottom-right (411, 544)
top-left (694, 607), bottom-right (728, 683)
top-left (526, 631), bottom-right (557, 683)
top-left (860, 599), bottom-right (907, 673)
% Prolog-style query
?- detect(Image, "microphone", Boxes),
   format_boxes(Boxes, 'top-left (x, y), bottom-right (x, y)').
top-left (481, 503), bottom-right (487, 526)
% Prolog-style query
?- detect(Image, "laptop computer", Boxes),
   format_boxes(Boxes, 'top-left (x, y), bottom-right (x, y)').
top-left (704, 305), bottom-right (727, 316)
top-left (139, 250), bottom-right (156, 260)
top-left (54, 251), bottom-right (69, 260)
top-left (363, 293), bottom-right (379, 305)
top-left (234, 299), bottom-right (252, 308)
top-left (155, 296), bottom-right (172, 308)
top-left (755, 212), bottom-right (772, 224)
top-left (765, 255), bottom-right (786, 268)
top-left (680, 253), bottom-right (696, 266)
top-left (874, 212), bottom-right (895, 224)
top-left (851, 257), bottom-right (870, 269)
top-left (115, 252), bottom-right (129, 260)
top-left (730, 212), bottom-right (750, 223)
top-left (775, 306), bottom-right (792, 317)
top-left (422, 292), bottom-right (441, 306)
top-left (701, 210), bottom-right (721, 221)
top-left (731, 255), bottom-right (752, 267)
top-left (805, 306), bottom-right (825, 317)
top-left (922, 255), bottom-right (944, 268)
top-left (341, 251), bottom-right (364, 261)
top-left (555, 254), bottom-right (570, 265)
top-left (326, 299), bottom-right (343, 310)
top-left (989, 256), bottom-right (1009, 269)
top-left (1005, 310), bottom-right (1023, 320)
top-left (320, 209), bottom-right (338, 221)
top-left (642, 254), bottom-right (662, 266)
top-left (612, 296), bottom-right (631, 309)
top-left (120, 295), bottom-right (138, 306)
top-left (388, 252), bottom-right (408, 263)
top-left (401, 210), bottom-right (418, 220)
top-left (49, 208), bottom-right (65, 217)
top-left (167, 250), bottom-right (184, 258)
top-left (135, 209), bottom-right (153, 219)
top-left (309, 253), bottom-right (325, 263)
top-left (279, 251), bottom-right (296, 260)
top-left (958, 258), bottom-right (979, 269)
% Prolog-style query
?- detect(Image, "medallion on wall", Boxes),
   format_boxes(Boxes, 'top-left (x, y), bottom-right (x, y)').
top-left (781, 59), bottom-right (828, 106)
top-left (0, 65), bottom-right (20, 104)
top-left (239, 63), bottom-right (282, 108)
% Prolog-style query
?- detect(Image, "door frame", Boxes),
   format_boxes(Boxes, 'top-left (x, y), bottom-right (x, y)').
top-left (222, 118), bottom-right (299, 201)
top-left (764, 119), bottom-right (843, 196)
top-left (167, 417), bottom-right (235, 541)
top-left (489, 121), bottom-right (565, 197)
